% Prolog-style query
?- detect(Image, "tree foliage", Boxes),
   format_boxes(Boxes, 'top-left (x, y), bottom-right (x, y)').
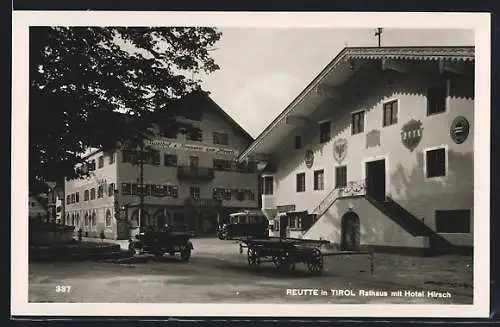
top-left (29, 27), bottom-right (221, 192)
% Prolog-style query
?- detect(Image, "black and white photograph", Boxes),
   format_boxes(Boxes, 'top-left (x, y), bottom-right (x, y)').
top-left (12, 11), bottom-right (490, 318)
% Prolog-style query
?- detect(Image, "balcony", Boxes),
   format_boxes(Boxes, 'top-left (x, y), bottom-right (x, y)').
top-left (177, 166), bottom-right (215, 181)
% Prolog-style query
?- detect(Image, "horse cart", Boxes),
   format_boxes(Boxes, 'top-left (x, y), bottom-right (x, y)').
top-left (238, 237), bottom-right (374, 276)
top-left (128, 226), bottom-right (194, 262)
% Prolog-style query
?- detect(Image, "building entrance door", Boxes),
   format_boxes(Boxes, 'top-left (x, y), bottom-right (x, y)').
top-left (340, 211), bottom-right (360, 251)
top-left (279, 214), bottom-right (288, 238)
top-left (365, 159), bottom-right (386, 202)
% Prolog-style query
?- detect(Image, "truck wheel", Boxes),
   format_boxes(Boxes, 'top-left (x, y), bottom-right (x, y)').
top-left (180, 249), bottom-right (191, 262)
top-left (128, 244), bottom-right (136, 257)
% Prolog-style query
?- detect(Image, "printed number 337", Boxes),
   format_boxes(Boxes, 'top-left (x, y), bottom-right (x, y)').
top-left (55, 285), bottom-right (71, 293)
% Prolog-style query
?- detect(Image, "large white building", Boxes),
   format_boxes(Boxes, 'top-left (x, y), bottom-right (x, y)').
top-left (238, 46), bottom-right (474, 255)
top-left (64, 91), bottom-right (260, 239)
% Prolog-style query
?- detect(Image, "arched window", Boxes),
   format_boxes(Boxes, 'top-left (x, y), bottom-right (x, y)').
top-left (71, 213), bottom-right (75, 226)
top-left (75, 214), bottom-right (80, 226)
top-left (84, 212), bottom-right (89, 226)
top-left (65, 213), bottom-right (70, 225)
top-left (130, 209), bottom-right (149, 229)
top-left (91, 211), bottom-right (96, 227)
top-left (105, 209), bottom-right (112, 227)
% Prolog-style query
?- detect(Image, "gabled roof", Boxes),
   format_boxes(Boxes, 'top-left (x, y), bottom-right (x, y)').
top-left (238, 46), bottom-right (474, 161)
top-left (79, 91), bottom-right (254, 160)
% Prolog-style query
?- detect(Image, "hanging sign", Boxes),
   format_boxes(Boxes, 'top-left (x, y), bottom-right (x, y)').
top-left (333, 138), bottom-right (348, 163)
top-left (450, 116), bottom-right (470, 144)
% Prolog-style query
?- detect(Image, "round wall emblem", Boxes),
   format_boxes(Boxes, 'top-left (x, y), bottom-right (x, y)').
top-left (305, 150), bottom-right (314, 169)
top-left (450, 116), bottom-right (470, 144)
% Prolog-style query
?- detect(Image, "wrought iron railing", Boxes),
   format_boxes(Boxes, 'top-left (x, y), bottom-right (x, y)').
top-left (311, 179), bottom-right (366, 216)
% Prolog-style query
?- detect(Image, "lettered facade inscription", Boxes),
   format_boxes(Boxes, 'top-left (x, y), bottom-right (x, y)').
top-left (400, 119), bottom-right (423, 152)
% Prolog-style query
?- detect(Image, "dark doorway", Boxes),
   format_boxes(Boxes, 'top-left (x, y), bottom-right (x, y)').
top-left (279, 215), bottom-right (288, 238)
top-left (340, 211), bottom-right (360, 251)
top-left (365, 159), bottom-right (386, 202)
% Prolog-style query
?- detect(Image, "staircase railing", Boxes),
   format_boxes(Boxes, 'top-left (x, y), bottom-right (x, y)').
top-left (311, 179), bottom-right (366, 217)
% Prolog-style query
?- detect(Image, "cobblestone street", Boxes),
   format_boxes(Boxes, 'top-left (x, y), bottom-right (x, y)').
top-left (29, 238), bottom-right (473, 304)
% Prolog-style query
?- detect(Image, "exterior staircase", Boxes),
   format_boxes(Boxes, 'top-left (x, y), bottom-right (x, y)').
top-left (305, 179), bottom-right (454, 255)
top-left (364, 195), bottom-right (454, 254)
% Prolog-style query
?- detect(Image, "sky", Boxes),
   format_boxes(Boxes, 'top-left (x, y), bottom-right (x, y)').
top-left (198, 28), bottom-right (474, 138)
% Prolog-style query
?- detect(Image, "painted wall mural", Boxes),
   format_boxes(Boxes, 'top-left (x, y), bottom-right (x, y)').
top-left (401, 119), bottom-right (423, 152)
top-left (450, 116), bottom-right (470, 144)
top-left (305, 149), bottom-right (314, 168)
top-left (333, 138), bottom-right (348, 164)
top-left (365, 130), bottom-right (381, 149)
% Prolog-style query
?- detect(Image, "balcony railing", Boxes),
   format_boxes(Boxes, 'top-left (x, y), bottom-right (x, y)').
top-left (177, 166), bottom-right (215, 181)
top-left (311, 179), bottom-right (366, 216)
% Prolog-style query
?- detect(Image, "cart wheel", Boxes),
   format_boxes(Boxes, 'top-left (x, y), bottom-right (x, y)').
top-left (180, 249), bottom-right (191, 262)
top-left (273, 253), bottom-right (292, 272)
top-left (247, 248), bottom-right (260, 269)
top-left (307, 248), bottom-right (324, 275)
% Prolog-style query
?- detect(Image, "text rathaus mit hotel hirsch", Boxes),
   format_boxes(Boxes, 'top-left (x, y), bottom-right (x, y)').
top-left (64, 91), bottom-right (259, 240)
top-left (239, 46), bottom-right (474, 255)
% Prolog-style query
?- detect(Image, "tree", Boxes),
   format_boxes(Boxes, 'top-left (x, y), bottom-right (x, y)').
top-left (29, 27), bottom-right (222, 192)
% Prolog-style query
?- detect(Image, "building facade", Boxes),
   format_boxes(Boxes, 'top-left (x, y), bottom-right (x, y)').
top-left (29, 194), bottom-right (48, 220)
top-left (46, 183), bottom-right (64, 223)
top-left (239, 47), bottom-right (474, 255)
top-left (64, 92), bottom-right (260, 239)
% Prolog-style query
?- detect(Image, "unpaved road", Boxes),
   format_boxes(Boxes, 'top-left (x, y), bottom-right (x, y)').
top-left (29, 238), bottom-right (473, 304)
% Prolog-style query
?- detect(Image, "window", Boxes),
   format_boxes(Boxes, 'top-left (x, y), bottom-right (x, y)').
top-left (70, 193), bottom-right (75, 203)
top-left (105, 209), bottom-right (112, 227)
top-left (109, 152), bottom-right (115, 164)
top-left (165, 185), bottom-right (179, 198)
top-left (426, 147), bottom-right (446, 178)
top-left (351, 111), bottom-right (365, 135)
top-left (89, 160), bottom-right (96, 171)
top-left (435, 210), bottom-right (470, 233)
top-left (145, 151), bottom-right (161, 165)
top-left (91, 211), bottom-right (96, 227)
top-left (335, 166), bottom-right (347, 188)
top-left (294, 135), bottom-right (302, 150)
top-left (319, 121), bottom-right (331, 143)
top-left (164, 154), bottom-right (178, 167)
top-left (108, 183), bottom-right (115, 196)
top-left (66, 195), bottom-right (70, 205)
top-left (97, 185), bottom-right (104, 198)
top-left (186, 129), bottom-right (203, 142)
top-left (190, 186), bottom-right (200, 200)
top-left (98, 155), bottom-right (104, 168)
top-left (383, 100), bottom-right (398, 126)
top-left (313, 169), bottom-right (324, 191)
top-left (121, 183), bottom-right (131, 195)
top-left (75, 192), bottom-right (79, 203)
top-left (213, 132), bottom-right (229, 145)
top-left (296, 173), bottom-right (306, 192)
top-left (262, 176), bottom-right (274, 195)
top-left (427, 83), bottom-right (447, 116)
top-left (121, 150), bottom-right (137, 163)
top-left (90, 188), bottom-right (96, 200)
top-left (288, 216), bottom-right (301, 230)
top-left (84, 190), bottom-right (89, 201)
top-left (84, 213), bottom-right (89, 226)
top-left (131, 183), bottom-right (138, 195)
top-left (189, 156), bottom-right (199, 168)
